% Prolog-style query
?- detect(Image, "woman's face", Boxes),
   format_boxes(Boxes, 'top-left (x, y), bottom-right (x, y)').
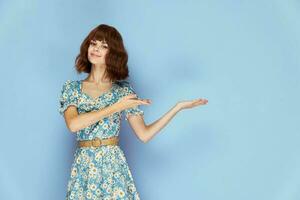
top-left (87, 39), bottom-right (109, 65)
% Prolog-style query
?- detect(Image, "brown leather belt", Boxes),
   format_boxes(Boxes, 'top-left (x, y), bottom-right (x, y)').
top-left (78, 136), bottom-right (119, 148)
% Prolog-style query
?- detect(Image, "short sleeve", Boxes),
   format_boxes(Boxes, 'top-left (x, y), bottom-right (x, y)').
top-left (119, 81), bottom-right (144, 121)
top-left (58, 80), bottom-right (79, 115)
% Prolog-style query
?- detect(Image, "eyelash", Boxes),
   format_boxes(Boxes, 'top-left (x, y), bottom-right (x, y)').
top-left (90, 41), bottom-right (108, 48)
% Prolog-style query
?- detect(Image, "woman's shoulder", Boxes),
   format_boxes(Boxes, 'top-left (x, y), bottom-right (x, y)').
top-left (115, 80), bottom-right (135, 90)
top-left (61, 79), bottom-right (80, 91)
top-left (114, 80), bottom-right (137, 95)
top-left (115, 79), bottom-right (130, 87)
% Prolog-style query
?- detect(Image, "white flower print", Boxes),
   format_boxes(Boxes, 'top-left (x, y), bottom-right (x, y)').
top-left (60, 80), bottom-right (142, 199)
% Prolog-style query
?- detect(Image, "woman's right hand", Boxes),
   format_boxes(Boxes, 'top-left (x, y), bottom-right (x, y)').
top-left (115, 94), bottom-right (151, 112)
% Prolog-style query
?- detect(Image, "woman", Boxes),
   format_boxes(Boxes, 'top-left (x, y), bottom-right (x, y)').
top-left (59, 24), bottom-right (208, 200)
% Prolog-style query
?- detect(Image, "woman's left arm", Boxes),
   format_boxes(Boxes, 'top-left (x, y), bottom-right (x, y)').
top-left (127, 98), bottom-right (208, 143)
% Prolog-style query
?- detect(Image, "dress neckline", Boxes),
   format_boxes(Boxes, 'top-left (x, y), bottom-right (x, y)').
top-left (78, 80), bottom-right (116, 101)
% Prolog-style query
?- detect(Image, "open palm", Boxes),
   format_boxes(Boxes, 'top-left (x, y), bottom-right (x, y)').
top-left (177, 98), bottom-right (208, 110)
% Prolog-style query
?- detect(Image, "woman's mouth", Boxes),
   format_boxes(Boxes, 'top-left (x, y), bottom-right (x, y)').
top-left (91, 53), bottom-right (101, 57)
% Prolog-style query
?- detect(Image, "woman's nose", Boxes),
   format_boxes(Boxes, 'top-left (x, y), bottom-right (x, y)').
top-left (94, 46), bottom-right (100, 51)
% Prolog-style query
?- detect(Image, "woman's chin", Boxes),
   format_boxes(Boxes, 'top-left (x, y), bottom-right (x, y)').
top-left (88, 60), bottom-right (105, 65)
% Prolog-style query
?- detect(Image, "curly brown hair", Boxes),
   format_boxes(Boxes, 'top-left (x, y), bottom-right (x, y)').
top-left (75, 24), bottom-right (129, 82)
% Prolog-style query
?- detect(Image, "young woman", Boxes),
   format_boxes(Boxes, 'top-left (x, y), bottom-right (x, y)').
top-left (59, 24), bottom-right (208, 200)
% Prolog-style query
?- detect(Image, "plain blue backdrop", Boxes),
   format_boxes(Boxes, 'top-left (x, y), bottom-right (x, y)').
top-left (1, 0), bottom-right (299, 199)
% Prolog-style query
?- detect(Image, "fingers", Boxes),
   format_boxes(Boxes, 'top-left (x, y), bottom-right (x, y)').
top-left (196, 98), bottom-right (208, 103)
top-left (135, 98), bottom-right (152, 105)
top-left (195, 98), bottom-right (208, 106)
top-left (123, 94), bottom-right (152, 105)
top-left (141, 99), bottom-right (152, 104)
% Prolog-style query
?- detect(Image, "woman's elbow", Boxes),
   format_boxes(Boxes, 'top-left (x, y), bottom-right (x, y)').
top-left (68, 120), bottom-right (78, 133)
top-left (140, 134), bottom-right (149, 143)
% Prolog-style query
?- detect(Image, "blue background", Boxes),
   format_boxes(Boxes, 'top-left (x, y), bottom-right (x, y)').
top-left (1, 0), bottom-right (299, 199)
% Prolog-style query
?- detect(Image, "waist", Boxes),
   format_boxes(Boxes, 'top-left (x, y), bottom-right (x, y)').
top-left (78, 136), bottom-right (119, 148)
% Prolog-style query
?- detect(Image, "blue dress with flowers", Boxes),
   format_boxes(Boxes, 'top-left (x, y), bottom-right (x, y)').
top-left (58, 79), bottom-right (144, 200)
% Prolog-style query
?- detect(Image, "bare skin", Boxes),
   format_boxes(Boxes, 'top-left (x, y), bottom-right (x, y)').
top-left (62, 39), bottom-right (208, 143)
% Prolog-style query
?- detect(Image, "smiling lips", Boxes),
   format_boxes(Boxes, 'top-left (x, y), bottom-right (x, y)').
top-left (91, 53), bottom-right (101, 57)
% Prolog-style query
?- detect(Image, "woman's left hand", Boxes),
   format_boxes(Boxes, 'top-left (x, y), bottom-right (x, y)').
top-left (176, 98), bottom-right (208, 110)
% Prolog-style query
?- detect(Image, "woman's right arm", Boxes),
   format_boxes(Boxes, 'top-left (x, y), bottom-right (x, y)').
top-left (63, 94), bottom-right (150, 133)
top-left (63, 103), bottom-right (119, 133)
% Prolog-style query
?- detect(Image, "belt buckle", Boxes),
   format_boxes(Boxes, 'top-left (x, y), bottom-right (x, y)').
top-left (92, 137), bottom-right (101, 147)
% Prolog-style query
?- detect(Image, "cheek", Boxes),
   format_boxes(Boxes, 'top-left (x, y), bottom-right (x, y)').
top-left (102, 51), bottom-right (108, 57)
top-left (87, 46), bottom-right (92, 53)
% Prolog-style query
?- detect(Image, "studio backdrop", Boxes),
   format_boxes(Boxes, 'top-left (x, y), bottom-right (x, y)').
top-left (0, 0), bottom-right (299, 199)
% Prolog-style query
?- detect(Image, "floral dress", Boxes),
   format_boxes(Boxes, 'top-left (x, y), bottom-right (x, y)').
top-left (58, 79), bottom-right (144, 200)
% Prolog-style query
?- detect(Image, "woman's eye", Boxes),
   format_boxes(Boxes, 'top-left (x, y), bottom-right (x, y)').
top-left (90, 42), bottom-right (108, 49)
